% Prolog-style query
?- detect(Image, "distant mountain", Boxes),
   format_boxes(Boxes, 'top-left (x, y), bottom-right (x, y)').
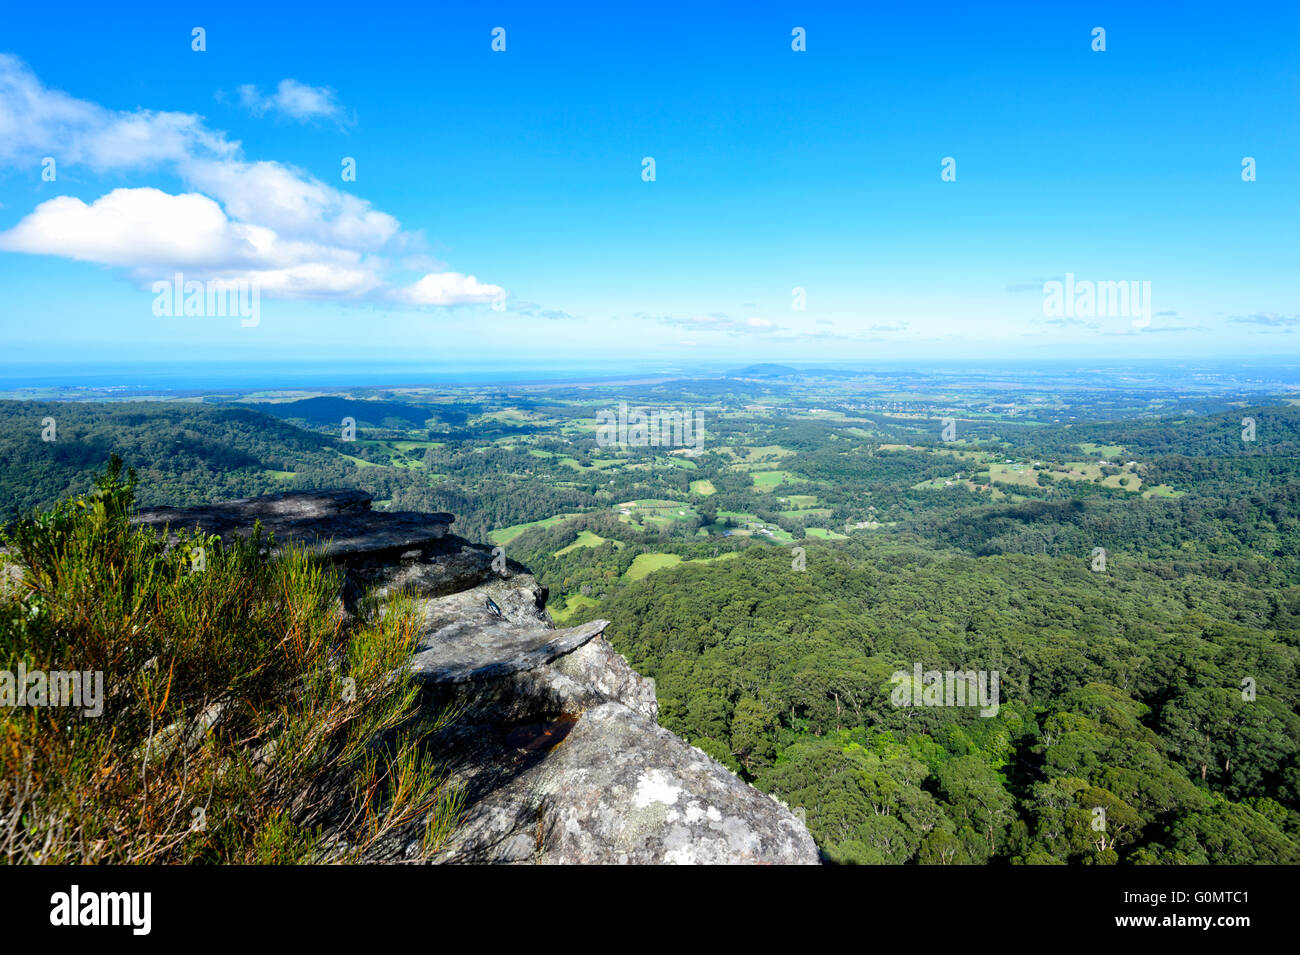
top-left (249, 396), bottom-right (433, 429)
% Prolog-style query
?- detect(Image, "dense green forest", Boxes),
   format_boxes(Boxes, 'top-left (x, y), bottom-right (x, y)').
top-left (574, 541), bottom-right (1299, 863)
top-left (0, 401), bottom-right (349, 518)
top-left (3, 374), bottom-right (1297, 863)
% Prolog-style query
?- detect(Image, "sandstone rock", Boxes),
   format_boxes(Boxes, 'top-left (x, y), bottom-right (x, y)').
top-left (409, 616), bottom-right (609, 684)
top-left (527, 704), bottom-right (816, 864)
top-left (550, 635), bottom-right (659, 722)
top-left (124, 490), bottom-right (820, 865)
top-left (132, 489), bottom-right (452, 561)
top-left (355, 537), bottom-right (521, 601)
top-left (431, 700), bottom-right (817, 865)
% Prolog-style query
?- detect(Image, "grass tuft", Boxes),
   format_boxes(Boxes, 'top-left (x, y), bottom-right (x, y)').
top-left (0, 456), bottom-right (460, 864)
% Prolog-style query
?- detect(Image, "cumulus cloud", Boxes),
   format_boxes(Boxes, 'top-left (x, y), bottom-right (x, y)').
top-left (0, 188), bottom-right (261, 269)
top-left (0, 56), bottom-right (501, 308)
top-left (235, 80), bottom-right (351, 126)
top-left (0, 54), bottom-right (237, 171)
top-left (183, 159), bottom-right (398, 249)
top-left (0, 187), bottom-right (384, 298)
top-left (394, 272), bottom-right (505, 306)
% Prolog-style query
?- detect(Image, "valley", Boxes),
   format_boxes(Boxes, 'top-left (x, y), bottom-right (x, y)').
top-left (2, 362), bottom-right (1298, 863)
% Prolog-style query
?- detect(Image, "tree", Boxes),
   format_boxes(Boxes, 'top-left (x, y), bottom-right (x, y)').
top-left (730, 698), bottom-right (777, 775)
top-left (935, 757), bottom-right (1015, 861)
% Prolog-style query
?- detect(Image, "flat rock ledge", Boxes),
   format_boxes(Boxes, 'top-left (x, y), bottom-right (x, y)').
top-left (131, 490), bottom-right (820, 865)
top-left (411, 615), bottom-right (611, 684)
top-left (133, 489), bottom-right (452, 560)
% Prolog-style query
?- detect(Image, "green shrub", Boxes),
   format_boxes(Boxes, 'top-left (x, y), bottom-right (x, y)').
top-left (0, 457), bottom-right (460, 864)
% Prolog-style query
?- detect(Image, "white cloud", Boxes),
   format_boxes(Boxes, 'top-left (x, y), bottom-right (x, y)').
top-left (184, 159), bottom-right (398, 249)
top-left (236, 80), bottom-right (351, 126)
top-left (0, 56), bottom-right (502, 307)
top-left (0, 187), bottom-right (384, 298)
top-left (0, 54), bottom-right (237, 171)
top-left (0, 188), bottom-right (256, 269)
top-left (395, 272), bottom-right (505, 306)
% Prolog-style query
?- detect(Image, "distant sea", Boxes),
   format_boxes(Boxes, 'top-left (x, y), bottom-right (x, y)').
top-left (2, 358), bottom-right (1298, 394)
top-left (0, 360), bottom-right (695, 392)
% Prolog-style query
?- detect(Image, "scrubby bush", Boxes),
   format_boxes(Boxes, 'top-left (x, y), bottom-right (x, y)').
top-left (0, 457), bottom-right (460, 864)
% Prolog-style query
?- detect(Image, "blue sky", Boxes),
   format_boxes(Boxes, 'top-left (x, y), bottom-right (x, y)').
top-left (1, 0), bottom-right (1298, 367)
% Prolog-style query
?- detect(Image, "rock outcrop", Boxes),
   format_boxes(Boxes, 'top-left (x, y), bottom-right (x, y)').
top-left (132, 490), bottom-right (820, 865)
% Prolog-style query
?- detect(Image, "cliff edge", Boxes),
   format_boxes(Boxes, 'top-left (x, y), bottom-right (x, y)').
top-left (132, 490), bottom-right (820, 865)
